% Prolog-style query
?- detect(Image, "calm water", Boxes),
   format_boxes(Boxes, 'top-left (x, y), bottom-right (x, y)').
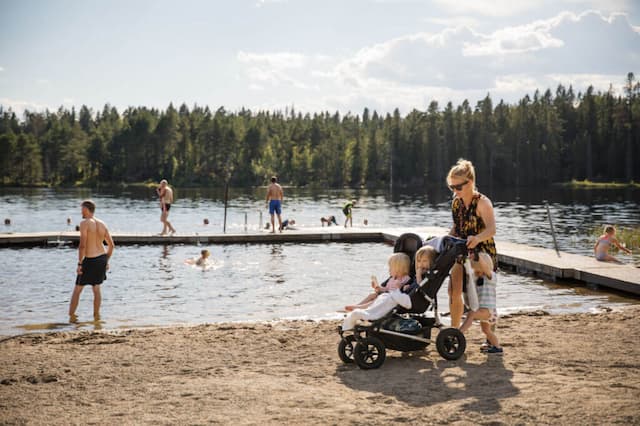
top-left (1, 186), bottom-right (639, 336)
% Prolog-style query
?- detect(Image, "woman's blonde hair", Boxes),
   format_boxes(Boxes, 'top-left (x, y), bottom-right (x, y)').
top-left (415, 246), bottom-right (437, 267)
top-left (388, 252), bottom-right (411, 276)
top-left (447, 158), bottom-right (476, 186)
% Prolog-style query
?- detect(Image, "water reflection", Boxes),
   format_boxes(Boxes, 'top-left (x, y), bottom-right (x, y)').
top-left (158, 245), bottom-right (174, 277)
top-left (16, 318), bottom-right (104, 332)
top-left (265, 244), bottom-right (286, 285)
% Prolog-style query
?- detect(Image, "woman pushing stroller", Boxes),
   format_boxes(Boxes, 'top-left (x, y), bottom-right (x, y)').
top-left (446, 159), bottom-right (497, 329)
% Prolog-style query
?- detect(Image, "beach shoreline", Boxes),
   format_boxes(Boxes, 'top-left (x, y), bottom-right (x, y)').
top-left (1, 307), bottom-right (639, 425)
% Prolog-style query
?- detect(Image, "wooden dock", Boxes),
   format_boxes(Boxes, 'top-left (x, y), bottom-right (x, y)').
top-left (1, 226), bottom-right (638, 296)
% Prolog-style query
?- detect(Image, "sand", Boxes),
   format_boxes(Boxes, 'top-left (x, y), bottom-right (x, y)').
top-left (1, 306), bottom-right (639, 425)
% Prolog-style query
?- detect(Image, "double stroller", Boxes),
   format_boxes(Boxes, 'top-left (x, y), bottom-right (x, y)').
top-left (338, 233), bottom-right (469, 369)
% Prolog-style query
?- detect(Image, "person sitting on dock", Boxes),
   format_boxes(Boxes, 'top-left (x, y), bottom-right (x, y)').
top-left (321, 215), bottom-right (338, 227)
top-left (281, 219), bottom-right (296, 230)
top-left (594, 225), bottom-right (631, 264)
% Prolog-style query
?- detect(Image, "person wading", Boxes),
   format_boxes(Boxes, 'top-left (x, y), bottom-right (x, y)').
top-left (69, 200), bottom-right (115, 322)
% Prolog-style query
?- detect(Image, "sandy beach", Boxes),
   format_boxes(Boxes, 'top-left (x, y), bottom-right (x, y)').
top-left (1, 306), bottom-right (639, 425)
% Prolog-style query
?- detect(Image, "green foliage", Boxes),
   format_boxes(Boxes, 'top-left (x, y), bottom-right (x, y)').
top-left (1, 73), bottom-right (639, 188)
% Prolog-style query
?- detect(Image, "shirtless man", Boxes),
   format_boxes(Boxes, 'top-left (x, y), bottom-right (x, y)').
top-left (69, 200), bottom-right (115, 322)
top-left (265, 176), bottom-right (284, 233)
top-left (157, 179), bottom-right (176, 235)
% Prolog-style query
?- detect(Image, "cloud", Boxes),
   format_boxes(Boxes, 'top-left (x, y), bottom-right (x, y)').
top-left (236, 51), bottom-right (330, 90)
top-left (235, 10), bottom-right (640, 113)
top-left (0, 98), bottom-right (52, 116)
top-left (332, 10), bottom-right (639, 90)
top-left (433, 0), bottom-right (545, 18)
top-left (434, 0), bottom-right (635, 17)
top-left (255, 0), bottom-right (286, 7)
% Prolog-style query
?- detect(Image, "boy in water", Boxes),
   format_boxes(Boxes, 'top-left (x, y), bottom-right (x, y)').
top-left (594, 225), bottom-right (631, 263)
top-left (459, 252), bottom-right (503, 354)
top-left (185, 249), bottom-right (211, 267)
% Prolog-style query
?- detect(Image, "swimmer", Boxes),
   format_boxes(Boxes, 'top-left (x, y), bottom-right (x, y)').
top-left (185, 249), bottom-right (211, 266)
top-left (4, 218), bottom-right (10, 226)
top-left (66, 217), bottom-right (72, 226)
top-left (203, 218), bottom-right (210, 225)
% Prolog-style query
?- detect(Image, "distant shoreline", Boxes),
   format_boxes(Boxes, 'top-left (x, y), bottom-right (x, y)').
top-left (554, 179), bottom-right (640, 189)
top-left (2, 180), bottom-right (640, 190)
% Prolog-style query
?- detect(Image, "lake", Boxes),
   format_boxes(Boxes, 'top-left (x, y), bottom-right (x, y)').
top-left (1, 185), bottom-right (639, 336)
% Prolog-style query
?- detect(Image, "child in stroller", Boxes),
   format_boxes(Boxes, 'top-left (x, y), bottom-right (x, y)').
top-left (341, 252), bottom-right (414, 330)
top-left (338, 233), bottom-right (469, 369)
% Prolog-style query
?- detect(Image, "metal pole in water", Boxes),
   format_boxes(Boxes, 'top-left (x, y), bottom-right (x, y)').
top-left (244, 212), bottom-right (247, 232)
top-left (259, 210), bottom-right (262, 230)
top-left (546, 202), bottom-right (560, 257)
top-left (223, 181), bottom-right (229, 234)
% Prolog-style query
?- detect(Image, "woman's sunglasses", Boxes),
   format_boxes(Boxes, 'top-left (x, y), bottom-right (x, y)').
top-left (448, 180), bottom-right (469, 191)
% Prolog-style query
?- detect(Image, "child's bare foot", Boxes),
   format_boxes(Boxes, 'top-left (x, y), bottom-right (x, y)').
top-left (69, 314), bottom-right (78, 323)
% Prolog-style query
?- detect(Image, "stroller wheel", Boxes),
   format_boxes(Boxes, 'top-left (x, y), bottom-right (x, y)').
top-left (338, 335), bottom-right (356, 364)
top-left (354, 336), bottom-right (386, 370)
top-left (436, 328), bottom-right (466, 360)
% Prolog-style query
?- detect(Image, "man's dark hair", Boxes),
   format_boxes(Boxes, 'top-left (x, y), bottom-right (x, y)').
top-left (81, 200), bottom-right (96, 213)
top-left (271, 176), bottom-right (277, 183)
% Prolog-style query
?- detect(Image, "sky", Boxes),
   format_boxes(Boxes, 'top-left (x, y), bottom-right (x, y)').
top-left (0, 0), bottom-right (639, 116)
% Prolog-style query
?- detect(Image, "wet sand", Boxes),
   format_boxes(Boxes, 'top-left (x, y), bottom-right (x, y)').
top-left (1, 306), bottom-right (639, 425)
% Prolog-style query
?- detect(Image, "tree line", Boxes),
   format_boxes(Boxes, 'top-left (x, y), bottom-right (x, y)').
top-left (1, 73), bottom-right (638, 188)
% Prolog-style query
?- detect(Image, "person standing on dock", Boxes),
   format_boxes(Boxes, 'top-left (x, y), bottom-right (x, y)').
top-left (157, 179), bottom-right (176, 235)
top-left (343, 200), bottom-right (356, 228)
top-left (446, 159), bottom-right (497, 329)
top-left (266, 176), bottom-right (284, 233)
top-left (69, 200), bottom-right (114, 322)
